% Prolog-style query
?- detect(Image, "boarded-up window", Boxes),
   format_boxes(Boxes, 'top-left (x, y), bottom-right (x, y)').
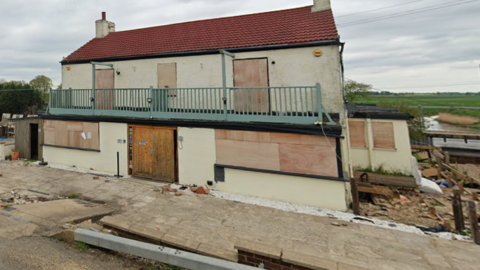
top-left (372, 122), bottom-right (395, 150)
top-left (158, 63), bottom-right (177, 96)
top-left (44, 120), bottom-right (100, 150)
top-left (348, 120), bottom-right (366, 148)
top-left (215, 130), bottom-right (338, 178)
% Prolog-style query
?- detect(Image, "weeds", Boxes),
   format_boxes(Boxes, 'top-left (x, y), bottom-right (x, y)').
top-left (68, 193), bottom-right (79, 199)
top-left (354, 165), bottom-right (413, 177)
top-left (76, 242), bottom-right (90, 251)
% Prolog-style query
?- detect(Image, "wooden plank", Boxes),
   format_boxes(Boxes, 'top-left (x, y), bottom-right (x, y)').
top-left (215, 130), bottom-right (227, 140)
top-left (152, 129), bottom-right (175, 183)
top-left (453, 190), bottom-right (465, 232)
top-left (220, 130), bottom-right (271, 143)
top-left (279, 144), bottom-right (338, 177)
top-left (216, 139), bottom-right (280, 171)
top-left (67, 122), bottom-right (83, 131)
top-left (444, 163), bottom-right (480, 185)
top-left (348, 120), bottom-right (366, 148)
top-left (95, 69), bottom-right (115, 110)
top-left (158, 63), bottom-right (177, 96)
top-left (357, 185), bottom-right (395, 198)
top-left (411, 145), bottom-right (436, 150)
top-left (132, 126), bottom-right (153, 178)
top-left (233, 59), bottom-right (269, 113)
top-left (54, 121), bottom-right (68, 147)
top-left (44, 126), bottom-right (55, 145)
top-left (83, 122), bottom-right (100, 150)
top-left (67, 131), bottom-right (82, 149)
top-left (353, 171), bottom-right (417, 188)
top-left (468, 201), bottom-right (480, 245)
top-left (372, 122), bottom-right (395, 150)
top-left (350, 178), bottom-right (360, 215)
top-left (270, 133), bottom-right (333, 146)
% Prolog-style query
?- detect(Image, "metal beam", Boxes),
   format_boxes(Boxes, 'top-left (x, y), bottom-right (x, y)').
top-left (220, 50), bottom-right (235, 119)
top-left (74, 228), bottom-right (258, 270)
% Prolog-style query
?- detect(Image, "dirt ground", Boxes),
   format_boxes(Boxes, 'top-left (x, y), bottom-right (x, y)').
top-left (0, 236), bottom-right (176, 270)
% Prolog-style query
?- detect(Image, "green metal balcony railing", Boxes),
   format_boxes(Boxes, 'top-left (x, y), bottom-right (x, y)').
top-left (48, 84), bottom-right (335, 125)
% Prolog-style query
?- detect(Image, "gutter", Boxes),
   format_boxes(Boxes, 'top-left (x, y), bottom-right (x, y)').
top-left (61, 39), bottom-right (341, 65)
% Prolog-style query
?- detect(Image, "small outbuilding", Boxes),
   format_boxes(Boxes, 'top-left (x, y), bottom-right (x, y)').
top-left (13, 117), bottom-right (43, 160)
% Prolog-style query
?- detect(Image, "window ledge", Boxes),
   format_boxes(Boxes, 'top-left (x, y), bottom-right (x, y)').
top-left (43, 144), bottom-right (101, 152)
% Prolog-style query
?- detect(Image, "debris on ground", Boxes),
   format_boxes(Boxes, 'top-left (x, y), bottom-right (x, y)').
top-left (189, 185), bottom-right (210, 195)
top-left (352, 146), bottom-right (480, 242)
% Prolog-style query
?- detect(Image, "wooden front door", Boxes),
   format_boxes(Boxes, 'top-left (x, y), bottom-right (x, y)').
top-left (233, 59), bottom-right (269, 113)
top-left (131, 125), bottom-right (175, 182)
top-left (95, 69), bottom-right (115, 110)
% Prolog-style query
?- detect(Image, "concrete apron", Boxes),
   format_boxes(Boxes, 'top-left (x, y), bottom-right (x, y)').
top-left (0, 199), bottom-right (114, 239)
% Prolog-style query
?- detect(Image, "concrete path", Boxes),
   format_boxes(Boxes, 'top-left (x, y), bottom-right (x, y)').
top-left (1, 161), bottom-right (480, 270)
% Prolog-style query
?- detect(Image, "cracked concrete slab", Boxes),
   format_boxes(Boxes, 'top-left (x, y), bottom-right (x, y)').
top-left (0, 215), bottom-right (38, 240)
top-left (1, 199), bottom-right (114, 229)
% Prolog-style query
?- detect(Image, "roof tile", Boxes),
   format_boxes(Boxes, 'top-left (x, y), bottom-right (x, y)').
top-left (64, 6), bottom-right (338, 62)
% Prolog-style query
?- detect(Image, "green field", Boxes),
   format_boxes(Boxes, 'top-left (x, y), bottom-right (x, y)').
top-left (356, 94), bottom-right (480, 118)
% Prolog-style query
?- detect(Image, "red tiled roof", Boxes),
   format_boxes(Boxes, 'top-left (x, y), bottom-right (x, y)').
top-left (64, 6), bottom-right (338, 62)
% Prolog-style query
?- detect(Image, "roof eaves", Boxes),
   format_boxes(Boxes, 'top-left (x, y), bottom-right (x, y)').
top-left (61, 38), bottom-right (341, 65)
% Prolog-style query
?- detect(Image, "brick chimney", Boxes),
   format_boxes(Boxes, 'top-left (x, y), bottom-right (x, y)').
top-left (312, 0), bottom-right (331, 12)
top-left (95, 12), bottom-right (115, 38)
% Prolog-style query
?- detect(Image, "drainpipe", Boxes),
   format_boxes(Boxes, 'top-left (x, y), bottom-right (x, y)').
top-left (220, 50), bottom-right (235, 119)
top-left (366, 118), bottom-right (375, 171)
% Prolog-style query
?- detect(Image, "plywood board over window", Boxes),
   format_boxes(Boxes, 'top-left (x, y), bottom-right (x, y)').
top-left (348, 120), bottom-right (366, 148)
top-left (158, 63), bottom-right (177, 96)
top-left (372, 122), bottom-right (395, 150)
top-left (215, 129), bottom-right (339, 178)
top-left (43, 120), bottom-right (100, 150)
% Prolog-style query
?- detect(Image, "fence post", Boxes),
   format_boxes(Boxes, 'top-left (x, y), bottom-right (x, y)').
top-left (350, 178), bottom-right (360, 215)
top-left (453, 190), bottom-right (465, 232)
top-left (149, 86), bottom-right (153, 118)
top-left (92, 88), bottom-right (96, 115)
top-left (315, 83), bottom-right (323, 123)
top-left (468, 201), bottom-right (480, 245)
top-left (418, 105), bottom-right (425, 130)
top-left (221, 52), bottom-right (228, 120)
top-left (48, 88), bottom-right (53, 113)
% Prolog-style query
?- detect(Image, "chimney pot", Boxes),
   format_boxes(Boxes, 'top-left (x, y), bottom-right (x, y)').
top-left (96, 12), bottom-right (115, 38)
top-left (312, 0), bottom-right (331, 12)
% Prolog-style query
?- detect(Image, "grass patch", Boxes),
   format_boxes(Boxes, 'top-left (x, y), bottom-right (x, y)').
top-left (76, 242), bottom-right (90, 251)
top-left (354, 165), bottom-right (413, 177)
top-left (68, 193), bottom-right (79, 199)
top-left (357, 94), bottom-right (480, 119)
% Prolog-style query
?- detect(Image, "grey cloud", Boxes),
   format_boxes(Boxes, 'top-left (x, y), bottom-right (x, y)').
top-left (0, 0), bottom-right (479, 92)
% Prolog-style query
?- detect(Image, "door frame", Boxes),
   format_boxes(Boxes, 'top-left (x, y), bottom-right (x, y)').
top-left (233, 57), bottom-right (271, 114)
top-left (30, 123), bottom-right (39, 160)
top-left (127, 124), bottom-right (178, 183)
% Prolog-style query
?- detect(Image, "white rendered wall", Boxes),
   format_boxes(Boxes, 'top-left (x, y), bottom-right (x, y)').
top-left (62, 46), bottom-right (343, 114)
top-left (349, 119), bottom-right (414, 175)
top-left (177, 127), bottom-right (216, 185)
top-left (43, 122), bottom-right (128, 175)
top-left (176, 127), bottom-right (347, 210)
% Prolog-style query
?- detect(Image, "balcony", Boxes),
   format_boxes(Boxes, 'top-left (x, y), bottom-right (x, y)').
top-left (48, 84), bottom-right (335, 125)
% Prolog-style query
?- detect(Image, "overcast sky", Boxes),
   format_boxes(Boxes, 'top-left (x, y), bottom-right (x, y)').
top-left (1, 0), bottom-right (479, 93)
